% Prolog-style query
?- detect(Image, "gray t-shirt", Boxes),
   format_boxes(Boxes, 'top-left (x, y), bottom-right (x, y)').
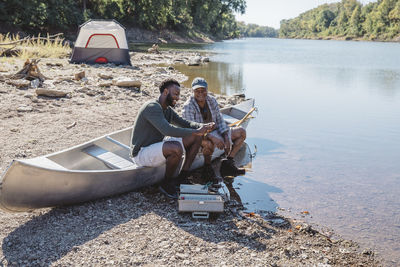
top-left (130, 100), bottom-right (201, 157)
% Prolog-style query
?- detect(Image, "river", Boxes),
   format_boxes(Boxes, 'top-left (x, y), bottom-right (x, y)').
top-left (168, 38), bottom-right (400, 265)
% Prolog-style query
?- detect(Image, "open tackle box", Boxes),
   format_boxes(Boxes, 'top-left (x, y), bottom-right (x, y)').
top-left (178, 184), bottom-right (225, 219)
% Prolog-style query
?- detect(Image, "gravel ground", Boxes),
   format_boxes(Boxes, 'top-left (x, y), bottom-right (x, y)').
top-left (0, 51), bottom-right (381, 266)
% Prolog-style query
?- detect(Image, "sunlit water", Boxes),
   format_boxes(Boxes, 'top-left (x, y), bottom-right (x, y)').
top-left (171, 38), bottom-right (400, 265)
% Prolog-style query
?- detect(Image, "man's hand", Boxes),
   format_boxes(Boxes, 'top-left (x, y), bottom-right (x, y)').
top-left (194, 122), bottom-right (215, 136)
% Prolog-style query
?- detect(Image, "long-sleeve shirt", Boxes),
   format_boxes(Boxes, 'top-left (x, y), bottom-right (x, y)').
top-left (130, 100), bottom-right (201, 157)
top-left (182, 95), bottom-right (229, 136)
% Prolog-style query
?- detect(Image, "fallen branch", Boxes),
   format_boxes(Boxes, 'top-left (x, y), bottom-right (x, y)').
top-left (0, 45), bottom-right (18, 57)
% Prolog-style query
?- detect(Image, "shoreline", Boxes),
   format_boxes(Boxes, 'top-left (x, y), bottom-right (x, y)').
top-left (0, 51), bottom-right (380, 266)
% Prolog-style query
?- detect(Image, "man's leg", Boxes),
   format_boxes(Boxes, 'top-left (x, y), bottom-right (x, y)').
top-left (162, 141), bottom-right (184, 180)
top-left (202, 139), bottom-right (215, 165)
top-left (220, 127), bottom-right (247, 177)
top-left (200, 138), bottom-right (219, 184)
top-left (181, 134), bottom-right (202, 171)
top-left (159, 141), bottom-right (183, 198)
top-left (228, 127), bottom-right (246, 158)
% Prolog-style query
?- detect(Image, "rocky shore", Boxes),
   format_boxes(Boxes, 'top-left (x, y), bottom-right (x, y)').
top-left (0, 51), bottom-right (380, 266)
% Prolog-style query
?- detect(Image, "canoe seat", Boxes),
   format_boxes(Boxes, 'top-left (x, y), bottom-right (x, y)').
top-left (222, 113), bottom-right (238, 125)
top-left (83, 145), bottom-right (136, 169)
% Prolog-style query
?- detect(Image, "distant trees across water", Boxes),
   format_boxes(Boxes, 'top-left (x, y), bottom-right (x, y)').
top-left (280, 0), bottom-right (400, 41)
top-left (0, 0), bottom-right (246, 40)
top-left (237, 22), bottom-right (278, 38)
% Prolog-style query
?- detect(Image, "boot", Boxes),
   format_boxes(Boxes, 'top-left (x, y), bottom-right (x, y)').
top-left (202, 164), bottom-right (220, 187)
top-left (220, 158), bottom-right (246, 178)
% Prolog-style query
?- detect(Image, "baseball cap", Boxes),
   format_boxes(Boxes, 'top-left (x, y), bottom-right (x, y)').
top-left (191, 77), bottom-right (208, 90)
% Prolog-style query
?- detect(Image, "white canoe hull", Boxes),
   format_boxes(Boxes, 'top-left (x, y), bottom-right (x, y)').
top-left (0, 99), bottom-right (255, 212)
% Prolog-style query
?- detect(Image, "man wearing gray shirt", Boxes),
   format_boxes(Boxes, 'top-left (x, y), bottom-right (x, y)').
top-left (130, 78), bottom-right (214, 198)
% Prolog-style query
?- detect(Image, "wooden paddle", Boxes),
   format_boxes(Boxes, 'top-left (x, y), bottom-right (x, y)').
top-left (228, 107), bottom-right (257, 127)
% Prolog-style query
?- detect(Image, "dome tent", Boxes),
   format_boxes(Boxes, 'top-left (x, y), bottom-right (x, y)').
top-left (70, 19), bottom-right (131, 65)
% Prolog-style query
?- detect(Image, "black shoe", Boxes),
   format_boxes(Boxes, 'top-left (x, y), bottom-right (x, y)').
top-left (158, 182), bottom-right (178, 199)
top-left (220, 158), bottom-right (246, 178)
top-left (177, 170), bottom-right (192, 185)
top-left (202, 164), bottom-right (219, 186)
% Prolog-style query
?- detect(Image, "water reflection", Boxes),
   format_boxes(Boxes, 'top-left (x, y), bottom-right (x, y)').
top-left (172, 62), bottom-right (244, 96)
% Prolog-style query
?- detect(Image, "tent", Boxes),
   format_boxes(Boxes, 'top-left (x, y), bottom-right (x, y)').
top-left (70, 20), bottom-right (131, 65)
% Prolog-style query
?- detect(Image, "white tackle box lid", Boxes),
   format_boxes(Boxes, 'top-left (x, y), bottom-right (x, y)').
top-left (180, 184), bottom-right (209, 194)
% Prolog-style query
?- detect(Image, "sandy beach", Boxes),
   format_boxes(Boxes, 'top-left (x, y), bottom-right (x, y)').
top-left (0, 51), bottom-right (380, 266)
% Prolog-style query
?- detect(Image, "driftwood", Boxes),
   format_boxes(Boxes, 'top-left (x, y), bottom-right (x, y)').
top-left (10, 59), bottom-right (47, 82)
top-left (113, 78), bottom-right (142, 88)
top-left (6, 79), bottom-right (31, 88)
top-left (36, 88), bottom-right (67, 97)
top-left (147, 44), bottom-right (160, 54)
top-left (0, 45), bottom-right (19, 57)
top-left (66, 121), bottom-right (77, 129)
top-left (0, 33), bottom-right (64, 46)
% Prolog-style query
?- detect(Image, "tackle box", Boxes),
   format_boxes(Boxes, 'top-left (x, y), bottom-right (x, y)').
top-left (178, 184), bottom-right (224, 216)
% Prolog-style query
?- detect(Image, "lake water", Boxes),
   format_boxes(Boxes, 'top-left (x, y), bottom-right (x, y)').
top-left (172, 38), bottom-right (400, 265)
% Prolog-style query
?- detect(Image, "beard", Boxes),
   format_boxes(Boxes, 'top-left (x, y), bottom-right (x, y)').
top-left (167, 93), bottom-right (175, 107)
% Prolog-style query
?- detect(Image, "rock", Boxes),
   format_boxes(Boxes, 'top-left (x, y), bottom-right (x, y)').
top-left (188, 56), bottom-right (201, 66)
top-left (362, 249), bottom-right (373, 255)
top-left (7, 79), bottom-right (31, 88)
top-left (113, 78), bottom-right (142, 88)
top-left (202, 57), bottom-right (210, 62)
top-left (80, 77), bottom-right (89, 84)
top-left (156, 67), bottom-right (167, 74)
top-left (74, 71), bottom-right (85, 81)
top-left (99, 82), bottom-right (113, 87)
top-left (98, 73), bottom-right (113, 79)
top-left (43, 80), bottom-right (56, 88)
top-left (30, 79), bottom-right (40, 88)
top-left (24, 93), bottom-right (34, 99)
top-left (46, 62), bottom-right (63, 67)
top-left (17, 105), bottom-right (33, 112)
top-left (36, 88), bottom-right (68, 98)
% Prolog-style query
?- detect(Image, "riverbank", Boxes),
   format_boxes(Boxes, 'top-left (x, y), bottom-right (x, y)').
top-left (0, 51), bottom-right (380, 266)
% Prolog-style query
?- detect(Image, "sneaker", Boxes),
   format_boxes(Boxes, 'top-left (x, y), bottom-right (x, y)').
top-left (158, 181), bottom-right (178, 199)
top-left (202, 164), bottom-right (219, 186)
top-left (220, 158), bottom-right (246, 178)
top-left (177, 170), bottom-right (192, 185)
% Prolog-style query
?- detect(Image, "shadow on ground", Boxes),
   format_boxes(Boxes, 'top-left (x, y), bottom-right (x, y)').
top-left (2, 143), bottom-right (288, 266)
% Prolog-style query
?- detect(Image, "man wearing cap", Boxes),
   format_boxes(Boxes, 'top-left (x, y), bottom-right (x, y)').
top-left (130, 78), bottom-right (214, 199)
top-left (182, 77), bottom-right (246, 184)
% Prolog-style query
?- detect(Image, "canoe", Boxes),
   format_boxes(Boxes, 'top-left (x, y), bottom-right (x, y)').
top-left (0, 98), bottom-right (255, 212)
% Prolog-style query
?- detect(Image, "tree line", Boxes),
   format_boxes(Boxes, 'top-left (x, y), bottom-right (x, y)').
top-left (237, 22), bottom-right (278, 38)
top-left (280, 0), bottom-right (400, 41)
top-left (0, 0), bottom-right (246, 40)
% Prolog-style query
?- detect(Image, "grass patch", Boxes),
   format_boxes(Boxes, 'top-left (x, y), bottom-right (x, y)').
top-left (0, 33), bottom-right (71, 59)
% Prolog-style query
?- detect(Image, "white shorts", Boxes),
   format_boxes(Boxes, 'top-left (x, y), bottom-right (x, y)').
top-left (133, 137), bottom-right (184, 167)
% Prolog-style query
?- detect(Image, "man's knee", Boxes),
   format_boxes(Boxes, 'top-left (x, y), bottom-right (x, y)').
top-left (232, 127), bottom-right (246, 141)
top-left (202, 139), bottom-right (214, 155)
top-left (163, 141), bottom-right (183, 158)
top-left (182, 134), bottom-right (202, 148)
top-left (238, 127), bottom-right (246, 140)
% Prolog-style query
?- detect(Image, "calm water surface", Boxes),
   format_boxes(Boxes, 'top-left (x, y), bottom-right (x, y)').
top-left (174, 38), bottom-right (400, 265)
